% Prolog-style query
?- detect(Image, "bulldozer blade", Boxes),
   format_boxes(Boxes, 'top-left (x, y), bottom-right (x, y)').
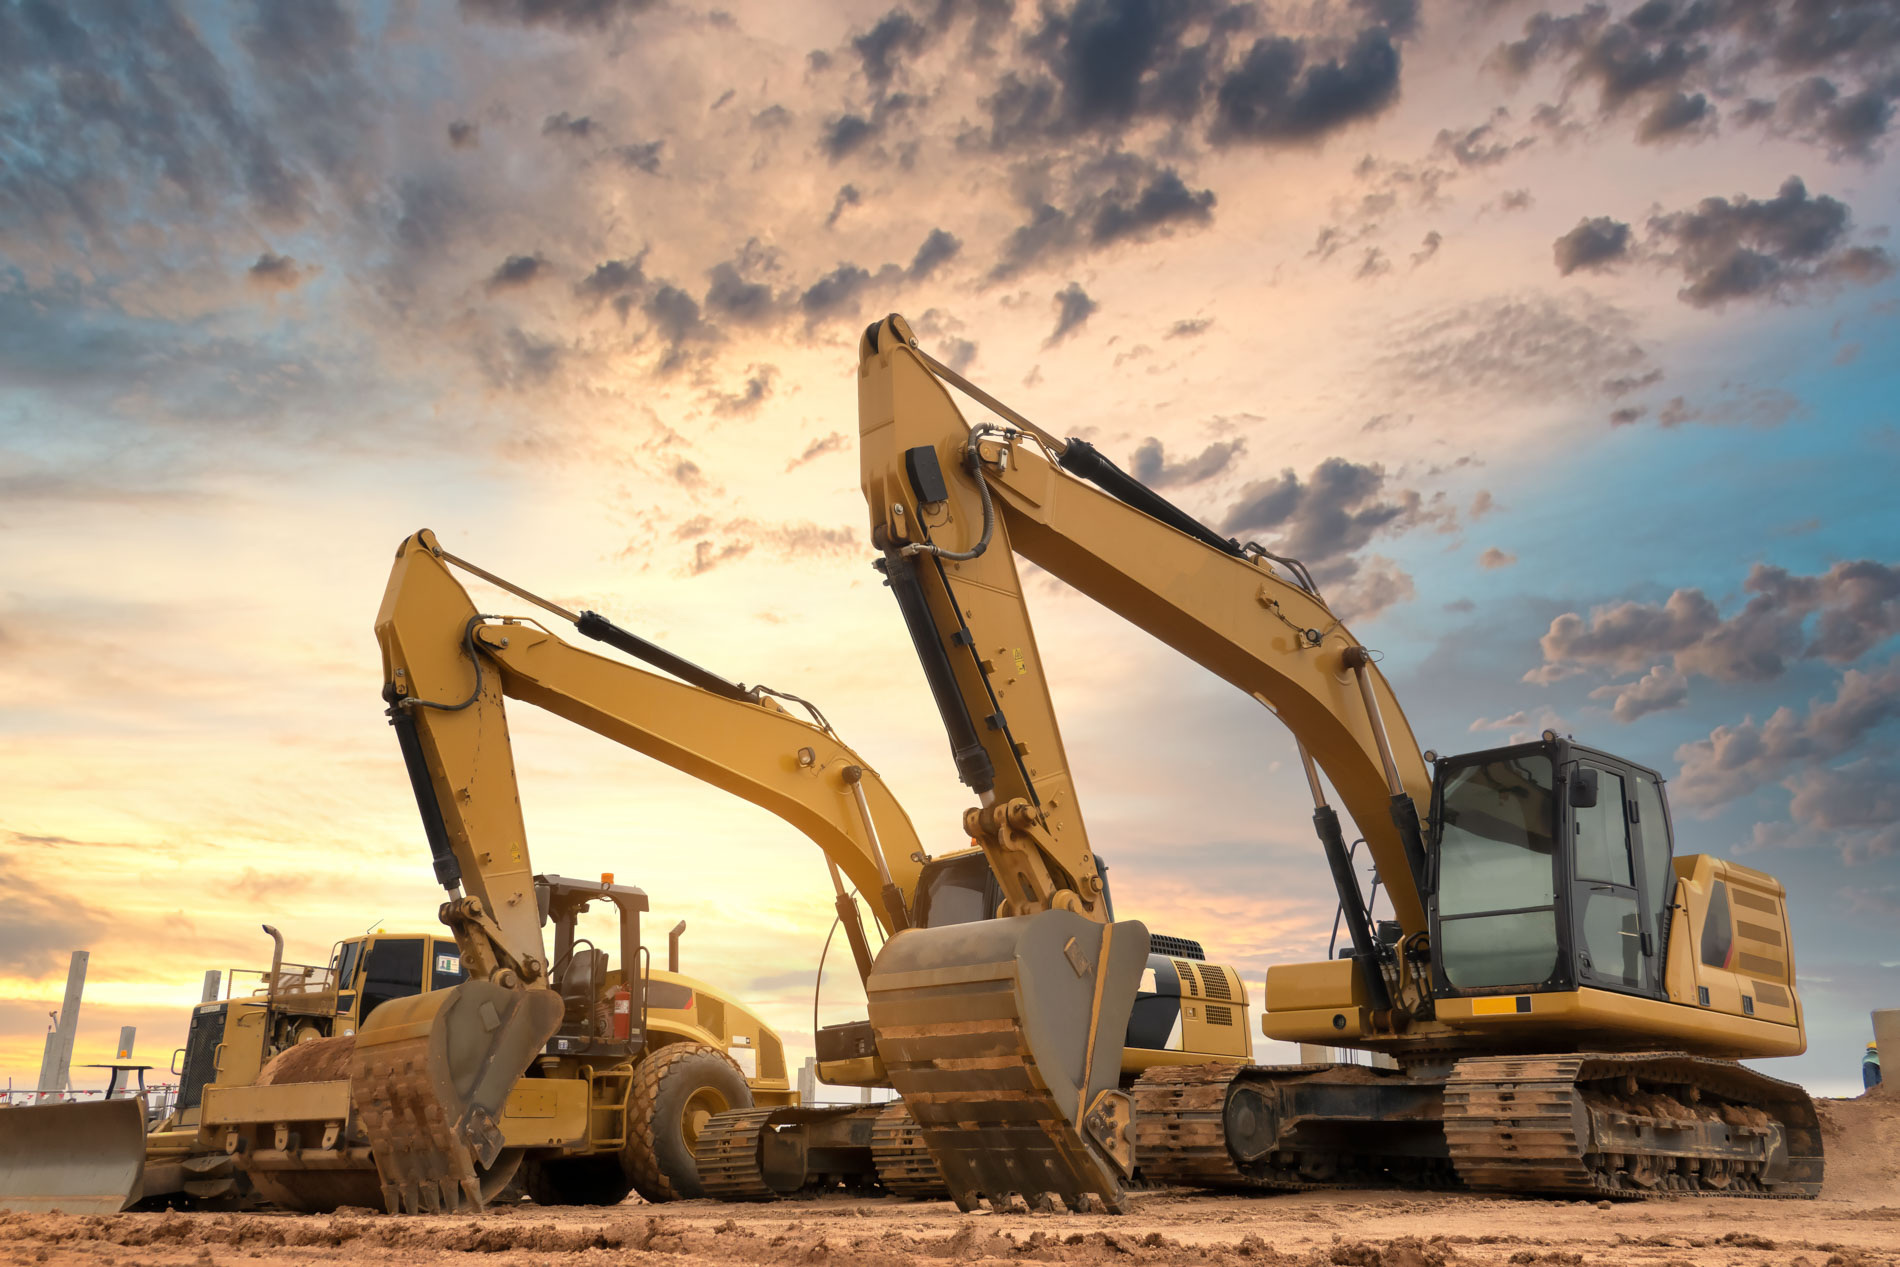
top-left (867, 909), bottom-right (1149, 1212)
top-left (349, 978), bottom-right (562, 1215)
top-left (0, 1098), bottom-right (146, 1214)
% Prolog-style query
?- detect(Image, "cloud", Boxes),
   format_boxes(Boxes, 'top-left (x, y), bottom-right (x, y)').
top-left (1493, 1), bottom-right (1900, 157)
top-left (247, 252), bottom-right (305, 290)
top-left (458, 0), bottom-right (659, 31)
top-left (614, 140), bottom-right (665, 173)
top-left (1589, 665), bottom-right (1689, 723)
top-left (709, 364), bottom-right (777, 416)
top-left (1479, 547), bottom-right (1516, 570)
top-left (786, 432), bottom-right (847, 472)
top-left (0, 854), bottom-right (110, 976)
top-left (1674, 659), bottom-right (1900, 813)
top-left (1211, 27), bottom-right (1403, 145)
top-left (1552, 216), bottom-right (1632, 275)
top-left (485, 254), bottom-right (549, 292)
top-left (989, 154), bottom-right (1219, 278)
top-left (1529, 559), bottom-right (1900, 686)
top-left (1045, 282), bottom-right (1097, 346)
top-left (643, 284), bottom-right (719, 371)
top-left (908, 228), bottom-right (963, 279)
top-left (542, 112), bottom-right (598, 140)
top-left (1378, 292), bottom-right (1648, 406)
top-left (1166, 317), bottom-right (1213, 338)
top-left (448, 120), bottom-right (480, 148)
top-left (1128, 437), bottom-right (1245, 488)
top-left (1645, 177), bottom-right (1893, 308)
top-left (799, 263), bottom-right (876, 319)
top-left (826, 185), bottom-right (861, 229)
top-left (576, 255), bottom-right (649, 319)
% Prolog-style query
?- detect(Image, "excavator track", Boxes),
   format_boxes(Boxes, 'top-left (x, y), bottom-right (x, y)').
top-left (1132, 1063), bottom-right (1451, 1192)
top-left (694, 1108), bottom-right (784, 1201)
top-left (868, 1101), bottom-right (946, 1197)
top-left (1442, 1052), bottom-right (1822, 1199)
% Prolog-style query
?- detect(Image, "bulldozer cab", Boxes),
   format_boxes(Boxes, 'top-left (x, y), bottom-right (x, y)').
top-left (330, 933), bottom-right (467, 1034)
top-left (1427, 737), bottom-right (1677, 1004)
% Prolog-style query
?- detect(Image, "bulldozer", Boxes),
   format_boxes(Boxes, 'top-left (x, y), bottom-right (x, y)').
top-left (848, 311), bottom-right (1821, 1211)
top-left (0, 904), bottom-right (788, 1213)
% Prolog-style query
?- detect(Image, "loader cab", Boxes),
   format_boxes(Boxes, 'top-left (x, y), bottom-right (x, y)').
top-left (1426, 738), bottom-right (1676, 1004)
top-left (330, 932), bottom-right (465, 1030)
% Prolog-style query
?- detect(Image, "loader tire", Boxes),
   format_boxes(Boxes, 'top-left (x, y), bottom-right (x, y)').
top-left (625, 1043), bottom-right (751, 1202)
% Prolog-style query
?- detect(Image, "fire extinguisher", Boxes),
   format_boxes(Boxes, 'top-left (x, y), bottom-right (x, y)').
top-left (608, 985), bottom-right (633, 1041)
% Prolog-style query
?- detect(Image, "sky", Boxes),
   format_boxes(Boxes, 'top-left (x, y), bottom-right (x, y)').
top-left (2, 0), bottom-right (1897, 1100)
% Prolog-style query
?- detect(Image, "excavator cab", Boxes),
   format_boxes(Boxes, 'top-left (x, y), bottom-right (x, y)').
top-left (1428, 738), bottom-right (1674, 1006)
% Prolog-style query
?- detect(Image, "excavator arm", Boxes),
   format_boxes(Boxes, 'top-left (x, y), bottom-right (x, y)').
top-left (355, 530), bottom-right (934, 1213)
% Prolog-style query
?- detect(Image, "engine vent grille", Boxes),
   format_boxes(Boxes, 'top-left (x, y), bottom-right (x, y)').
top-left (1206, 1004), bottom-right (1234, 1027)
top-left (1174, 960), bottom-right (1201, 997)
top-left (1202, 969), bottom-right (1232, 1002)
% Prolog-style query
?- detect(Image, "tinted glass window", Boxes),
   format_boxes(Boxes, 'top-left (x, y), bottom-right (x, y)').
top-left (1436, 754), bottom-right (1561, 989)
top-left (334, 941), bottom-right (362, 991)
top-left (1632, 774), bottom-right (1674, 924)
top-left (1700, 881), bottom-right (1733, 968)
top-left (1437, 754), bottom-right (1556, 916)
top-left (914, 852), bottom-right (997, 928)
top-left (360, 938), bottom-right (426, 1018)
top-left (1574, 768), bottom-right (1632, 885)
top-left (1578, 891), bottom-right (1643, 988)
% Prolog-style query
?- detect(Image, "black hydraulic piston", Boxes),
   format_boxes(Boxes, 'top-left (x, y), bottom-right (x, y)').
top-left (1313, 803), bottom-right (1394, 1015)
top-left (1057, 437), bottom-right (1245, 559)
top-left (1387, 793), bottom-right (1431, 903)
top-left (575, 610), bottom-right (752, 703)
top-left (876, 548), bottom-right (997, 796)
top-left (836, 892), bottom-right (877, 984)
top-left (385, 688), bottom-right (463, 892)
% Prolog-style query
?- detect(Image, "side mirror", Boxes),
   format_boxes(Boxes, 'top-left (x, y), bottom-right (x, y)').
top-left (1569, 766), bottom-right (1599, 809)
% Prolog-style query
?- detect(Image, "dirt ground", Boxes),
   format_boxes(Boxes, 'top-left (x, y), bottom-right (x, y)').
top-left (3, 1091), bottom-right (1892, 1267)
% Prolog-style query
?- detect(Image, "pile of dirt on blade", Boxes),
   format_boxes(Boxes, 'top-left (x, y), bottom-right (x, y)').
top-left (256, 1035), bottom-right (355, 1085)
top-left (1815, 1082), bottom-right (1899, 1204)
top-left (0, 1211), bottom-right (1478, 1266)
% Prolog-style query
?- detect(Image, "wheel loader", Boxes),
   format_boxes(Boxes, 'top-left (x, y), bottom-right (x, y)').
top-left (847, 311), bottom-right (1821, 1211)
top-left (0, 903), bottom-right (788, 1214)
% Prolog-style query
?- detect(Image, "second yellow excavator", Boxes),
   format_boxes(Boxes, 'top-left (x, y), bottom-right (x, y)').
top-left (850, 312), bottom-right (1821, 1211)
top-left (353, 531), bottom-right (1252, 1209)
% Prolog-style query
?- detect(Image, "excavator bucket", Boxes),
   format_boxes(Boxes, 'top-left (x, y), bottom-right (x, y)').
top-left (348, 977), bottom-right (562, 1214)
top-left (0, 1097), bottom-right (147, 1213)
top-left (867, 909), bottom-right (1149, 1212)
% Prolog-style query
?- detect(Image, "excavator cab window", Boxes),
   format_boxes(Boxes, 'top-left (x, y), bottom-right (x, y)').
top-left (1431, 750), bottom-right (1562, 991)
top-left (913, 850), bottom-right (1004, 928)
top-left (359, 937), bottom-right (427, 1018)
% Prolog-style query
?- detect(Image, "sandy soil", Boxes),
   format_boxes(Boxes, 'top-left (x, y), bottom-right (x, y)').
top-left (2, 1091), bottom-right (1892, 1267)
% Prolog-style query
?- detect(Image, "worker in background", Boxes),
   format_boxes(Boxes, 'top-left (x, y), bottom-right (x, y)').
top-left (1867, 1041), bottom-right (1883, 1091)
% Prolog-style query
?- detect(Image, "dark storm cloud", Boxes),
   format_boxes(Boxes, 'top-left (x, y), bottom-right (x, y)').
top-left (459, 0), bottom-right (659, 31)
top-left (1530, 560), bottom-right (1900, 686)
top-left (705, 255), bottom-right (782, 326)
top-left (486, 254), bottom-right (549, 292)
top-left (1494, 1), bottom-right (1900, 155)
top-left (448, 120), bottom-right (481, 148)
top-left (826, 185), bottom-right (862, 229)
top-left (1638, 177), bottom-right (1894, 307)
top-left (1210, 27), bottom-right (1402, 144)
top-left (1128, 437), bottom-right (1245, 487)
top-left (1045, 282), bottom-right (1097, 346)
top-left (1553, 215), bottom-right (1632, 274)
top-left (853, 9), bottom-right (932, 91)
top-left (908, 228), bottom-right (963, 279)
top-left (576, 255), bottom-right (648, 319)
top-left (1090, 169), bottom-right (1216, 245)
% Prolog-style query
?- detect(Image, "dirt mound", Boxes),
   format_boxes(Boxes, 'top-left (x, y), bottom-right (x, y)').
top-left (256, 1035), bottom-right (355, 1085)
top-left (1815, 1086), bottom-right (1900, 1205)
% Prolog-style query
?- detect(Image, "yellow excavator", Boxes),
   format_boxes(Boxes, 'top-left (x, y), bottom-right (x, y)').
top-left (358, 531), bottom-right (1253, 1206)
top-left (851, 312), bottom-right (1821, 1210)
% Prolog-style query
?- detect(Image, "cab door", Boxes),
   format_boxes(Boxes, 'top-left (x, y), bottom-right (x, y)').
top-left (1567, 761), bottom-right (1663, 998)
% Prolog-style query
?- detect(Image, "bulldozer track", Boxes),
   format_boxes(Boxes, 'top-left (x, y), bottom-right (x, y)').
top-left (868, 1101), bottom-right (947, 1197)
top-left (349, 1032), bottom-right (486, 1214)
top-left (1442, 1052), bottom-right (1822, 1200)
top-left (693, 1108), bottom-right (782, 1202)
